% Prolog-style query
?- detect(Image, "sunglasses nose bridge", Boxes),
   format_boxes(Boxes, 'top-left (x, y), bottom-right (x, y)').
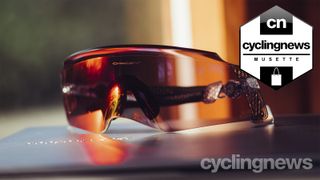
top-left (122, 76), bottom-right (160, 119)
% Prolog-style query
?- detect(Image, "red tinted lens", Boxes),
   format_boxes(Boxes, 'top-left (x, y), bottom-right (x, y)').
top-left (62, 57), bottom-right (124, 133)
top-left (62, 46), bottom-right (270, 132)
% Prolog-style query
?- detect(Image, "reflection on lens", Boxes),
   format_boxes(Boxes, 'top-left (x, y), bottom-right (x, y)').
top-left (62, 57), bottom-right (115, 133)
top-left (104, 83), bottom-right (123, 131)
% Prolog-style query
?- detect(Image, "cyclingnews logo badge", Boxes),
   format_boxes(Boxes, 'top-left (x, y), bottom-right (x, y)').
top-left (240, 6), bottom-right (313, 90)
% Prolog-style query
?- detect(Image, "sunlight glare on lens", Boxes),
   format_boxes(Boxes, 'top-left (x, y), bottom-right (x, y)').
top-left (85, 57), bottom-right (104, 75)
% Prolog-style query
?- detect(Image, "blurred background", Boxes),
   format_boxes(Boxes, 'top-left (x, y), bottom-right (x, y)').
top-left (0, 0), bottom-right (319, 138)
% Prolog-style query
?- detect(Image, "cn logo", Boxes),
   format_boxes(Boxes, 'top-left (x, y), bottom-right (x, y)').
top-left (240, 6), bottom-right (313, 90)
top-left (260, 6), bottom-right (293, 35)
top-left (266, 18), bottom-right (287, 29)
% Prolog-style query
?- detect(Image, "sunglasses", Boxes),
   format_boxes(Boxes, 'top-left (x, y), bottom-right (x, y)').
top-left (61, 45), bottom-right (273, 133)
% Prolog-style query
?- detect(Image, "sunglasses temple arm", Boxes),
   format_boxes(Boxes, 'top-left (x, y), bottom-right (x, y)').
top-left (149, 78), bottom-right (260, 106)
top-left (148, 78), bottom-right (272, 123)
top-left (148, 86), bottom-right (206, 106)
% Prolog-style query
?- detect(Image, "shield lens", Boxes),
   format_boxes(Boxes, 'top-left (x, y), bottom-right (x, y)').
top-left (62, 46), bottom-right (269, 132)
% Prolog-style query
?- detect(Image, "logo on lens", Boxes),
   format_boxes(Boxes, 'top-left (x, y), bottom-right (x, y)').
top-left (112, 61), bottom-right (141, 65)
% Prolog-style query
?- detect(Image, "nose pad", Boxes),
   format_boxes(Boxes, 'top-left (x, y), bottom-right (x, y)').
top-left (103, 83), bottom-right (126, 132)
top-left (122, 76), bottom-right (160, 121)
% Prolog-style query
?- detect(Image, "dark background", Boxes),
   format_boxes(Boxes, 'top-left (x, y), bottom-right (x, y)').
top-left (0, 0), bottom-right (127, 111)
